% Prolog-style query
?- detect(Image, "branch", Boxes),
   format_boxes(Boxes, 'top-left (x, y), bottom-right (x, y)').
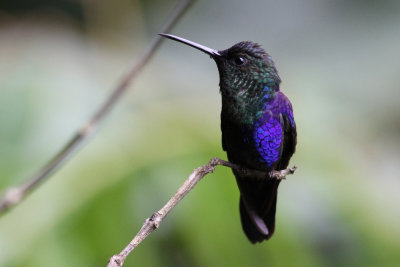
top-left (107, 157), bottom-right (297, 267)
top-left (0, 0), bottom-right (194, 215)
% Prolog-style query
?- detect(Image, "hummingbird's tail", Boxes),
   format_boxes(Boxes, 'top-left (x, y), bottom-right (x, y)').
top-left (236, 173), bottom-right (281, 243)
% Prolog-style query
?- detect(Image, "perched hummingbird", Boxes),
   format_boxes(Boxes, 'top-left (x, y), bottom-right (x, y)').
top-left (160, 33), bottom-right (297, 243)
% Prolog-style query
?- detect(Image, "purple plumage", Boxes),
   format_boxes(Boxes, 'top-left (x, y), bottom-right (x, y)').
top-left (254, 116), bottom-right (283, 166)
top-left (254, 92), bottom-right (295, 166)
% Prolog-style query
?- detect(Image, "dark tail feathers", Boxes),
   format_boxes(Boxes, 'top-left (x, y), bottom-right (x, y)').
top-left (237, 177), bottom-right (280, 243)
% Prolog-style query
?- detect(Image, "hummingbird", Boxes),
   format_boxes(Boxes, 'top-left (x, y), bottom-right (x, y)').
top-left (160, 33), bottom-right (297, 243)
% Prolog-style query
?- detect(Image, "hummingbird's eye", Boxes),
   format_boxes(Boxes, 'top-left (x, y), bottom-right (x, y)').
top-left (233, 56), bottom-right (246, 66)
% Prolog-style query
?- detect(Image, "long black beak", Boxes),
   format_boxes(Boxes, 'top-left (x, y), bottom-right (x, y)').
top-left (159, 33), bottom-right (221, 57)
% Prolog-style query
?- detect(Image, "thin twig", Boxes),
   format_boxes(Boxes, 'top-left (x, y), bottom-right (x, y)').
top-left (0, 0), bottom-right (194, 215)
top-left (107, 157), bottom-right (297, 267)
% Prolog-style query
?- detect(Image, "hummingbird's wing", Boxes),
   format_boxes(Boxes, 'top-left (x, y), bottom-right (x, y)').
top-left (276, 94), bottom-right (297, 170)
top-left (235, 113), bottom-right (284, 242)
top-left (236, 92), bottom-right (296, 243)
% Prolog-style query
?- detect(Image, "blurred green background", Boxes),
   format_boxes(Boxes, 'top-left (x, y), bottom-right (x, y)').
top-left (1, 0), bottom-right (400, 266)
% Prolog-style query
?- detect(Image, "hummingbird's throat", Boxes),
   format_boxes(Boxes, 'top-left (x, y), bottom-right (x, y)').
top-left (220, 86), bottom-right (275, 125)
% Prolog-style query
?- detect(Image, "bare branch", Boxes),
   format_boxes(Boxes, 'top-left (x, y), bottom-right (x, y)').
top-left (107, 157), bottom-right (297, 267)
top-left (0, 0), bottom-right (194, 215)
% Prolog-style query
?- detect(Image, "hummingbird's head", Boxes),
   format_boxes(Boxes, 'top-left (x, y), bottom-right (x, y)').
top-left (215, 41), bottom-right (281, 98)
top-left (159, 34), bottom-right (280, 98)
top-left (159, 34), bottom-right (281, 122)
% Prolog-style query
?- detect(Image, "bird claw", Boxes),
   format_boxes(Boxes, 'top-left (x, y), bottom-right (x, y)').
top-left (269, 170), bottom-right (286, 180)
top-left (269, 166), bottom-right (297, 180)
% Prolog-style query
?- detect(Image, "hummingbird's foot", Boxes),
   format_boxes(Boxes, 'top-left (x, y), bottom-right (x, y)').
top-left (269, 166), bottom-right (297, 180)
